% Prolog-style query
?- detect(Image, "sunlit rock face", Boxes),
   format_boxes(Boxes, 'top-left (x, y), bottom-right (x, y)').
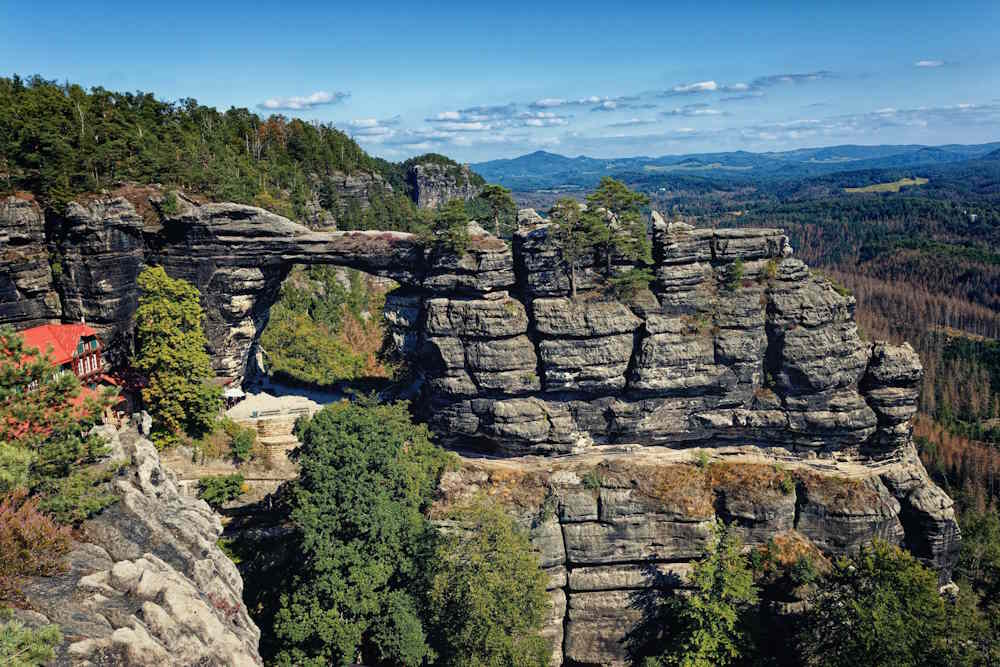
top-left (1, 192), bottom-right (958, 667)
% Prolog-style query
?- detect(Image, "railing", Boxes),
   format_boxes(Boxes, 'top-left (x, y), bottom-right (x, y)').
top-left (248, 406), bottom-right (313, 419)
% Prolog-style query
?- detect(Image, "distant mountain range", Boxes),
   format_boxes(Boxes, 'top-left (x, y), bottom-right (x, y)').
top-left (471, 142), bottom-right (1000, 191)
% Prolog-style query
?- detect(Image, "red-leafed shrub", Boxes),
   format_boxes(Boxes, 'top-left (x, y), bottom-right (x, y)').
top-left (0, 489), bottom-right (72, 598)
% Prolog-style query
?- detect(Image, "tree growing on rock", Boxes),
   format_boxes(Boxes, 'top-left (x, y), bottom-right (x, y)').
top-left (798, 540), bottom-right (981, 667)
top-left (424, 499), bottom-right (552, 667)
top-left (476, 184), bottom-right (516, 238)
top-left (548, 197), bottom-right (605, 299)
top-left (133, 266), bottom-right (220, 446)
top-left (634, 521), bottom-right (758, 667)
top-left (585, 177), bottom-right (652, 278)
top-left (418, 198), bottom-right (471, 255)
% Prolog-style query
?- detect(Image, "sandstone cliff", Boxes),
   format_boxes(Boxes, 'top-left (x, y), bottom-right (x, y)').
top-left (406, 161), bottom-right (482, 209)
top-left (14, 425), bottom-right (262, 666)
top-left (0, 192), bottom-right (960, 667)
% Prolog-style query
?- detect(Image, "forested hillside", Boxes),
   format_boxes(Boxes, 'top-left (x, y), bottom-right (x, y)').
top-left (0, 75), bottom-right (474, 230)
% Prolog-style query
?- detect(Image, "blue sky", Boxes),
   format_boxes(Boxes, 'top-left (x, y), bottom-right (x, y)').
top-left (3, 0), bottom-right (999, 161)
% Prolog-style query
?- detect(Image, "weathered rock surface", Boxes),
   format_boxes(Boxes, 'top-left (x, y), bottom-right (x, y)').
top-left (16, 426), bottom-right (263, 666)
top-left (435, 449), bottom-right (959, 667)
top-left (0, 193), bottom-right (961, 667)
top-left (0, 196), bottom-right (61, 328)
top-left (406, 161), bottom-right (482, 209)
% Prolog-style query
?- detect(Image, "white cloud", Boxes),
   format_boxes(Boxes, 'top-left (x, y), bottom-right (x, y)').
top-left (258, 90), bottom-right (349, 110)
top-left (915, 60), bottom-right (944, 68)
top-left (668, 80), bottom-right (719, 94)
top-left (606, 118), bottom-right (658, 128)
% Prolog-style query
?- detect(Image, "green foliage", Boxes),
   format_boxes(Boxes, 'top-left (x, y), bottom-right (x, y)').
top-left (724, 258), bottom-right (745, 291)
top-left (763, 258), bottom-right (778, 280)
top-left (160, 190), bottom-right (180, 215)
top-left (610, 267), bottom-right (655, 298)
top-left (133, 267), bottom-right (221, 446)
top-left (272, 399), bottom-right (453, 666)
top-left (260, 267), bottom-right (389, 388)
top-left (0, 326), bottom-right (114, 522)
top-left (0, 75), bottom-right (417, 227)
top-left (586, 177), bottom-right (652, 276)
top-left (798, 540), bottom-right (970, 667)
top-left (36, 464), bottom-right (119, 525)
top-left (0, 608), bottom-right (62, 667)
top-left (477, 184), bottom-right (516, 238)
top-left (548, 197), bottom-right (605, 298)
top-left (419, 198), bottom-right (471, 255)
top-left (220, 417), bottom-right (256, 462)
top-left (424, 499), bottom-right (552, 667)
top-left (581, 468), bottom-right (603, 491)
top-left (636, 521), bottom-right (758, 667)
top-left (694, 449), bottom-right (711, 468)
top-left (197, 473), bottom-right (245, 509)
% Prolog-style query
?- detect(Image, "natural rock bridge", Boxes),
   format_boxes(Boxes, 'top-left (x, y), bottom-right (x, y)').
top-left (1, 191), bottom-right (961, 666)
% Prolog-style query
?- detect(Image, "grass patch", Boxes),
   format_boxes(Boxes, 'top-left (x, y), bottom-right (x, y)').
top-left (844, 177), bottom-right (928, 193)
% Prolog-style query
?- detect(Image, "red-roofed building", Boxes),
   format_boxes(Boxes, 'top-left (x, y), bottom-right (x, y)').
top-left (19, 323), bottom-right (105, 385)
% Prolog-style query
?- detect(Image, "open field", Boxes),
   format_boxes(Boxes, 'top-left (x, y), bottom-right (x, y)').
top-left (844, 176), bottom-right (929, 193)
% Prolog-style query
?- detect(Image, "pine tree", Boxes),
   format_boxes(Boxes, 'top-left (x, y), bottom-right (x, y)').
top-left (477, 184), bottom-right (516, 238)
top-left (548, 197), bottom-right (605, 299)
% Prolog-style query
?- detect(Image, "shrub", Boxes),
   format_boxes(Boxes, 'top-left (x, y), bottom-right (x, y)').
top-left (581, 469), bottom-right (603, 491)
top-left (0, 608), bottom-right (62, 667)
top-left (610, 267), bottom-right (655, 298)
top-left (36, 465), bottom-right (119, 525)
top-left (763, 258), bottom-right (779, 280)
top-left (724, 258), bottom-right (745, 290)
top-left (0, 490), bottom-right (72, 598)
top-left (197, 474), bottom-right (246, 509)
top-left (695, 449), bottom-right (711, 468)
top-left (160, 190), bottom-right (180, 216)
top-left (221, 417), bottom-right (256, 463)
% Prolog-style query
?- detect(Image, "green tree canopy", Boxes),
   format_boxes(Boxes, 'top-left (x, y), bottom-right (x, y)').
top-left (548, 197), bottom-right (606, 298)
top-left (133, 266), bottom-right (220, 446)
top-left (424, 499), bottom-right (552, 667)
top-left (585, 176), bottom-right (652, 276)
top-left (419, 198), bottom-right (471, 255)
top-left (476, 184), bottom-right (516, 238)
top-left (798, 540), bottom-right (975, 667)
top-left (638, 521), bottom-right (758, 667)
top-left (272, 399), bottom-right (452, 667)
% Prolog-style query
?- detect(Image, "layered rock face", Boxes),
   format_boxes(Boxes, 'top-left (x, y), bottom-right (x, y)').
top-left (406, 161), bottom-right (482, 209)
top-left (1, 192), bottom-right (958, 666)
top-left (15, 425), bottom-right (262, 666)
top-left (0, 196), bottom-right (61, 328)
top-left (435, 444), bottom-right (957, 667)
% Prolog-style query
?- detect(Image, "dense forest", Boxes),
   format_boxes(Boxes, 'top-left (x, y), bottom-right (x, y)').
top-left (0, 75), bottom-right (476, 231)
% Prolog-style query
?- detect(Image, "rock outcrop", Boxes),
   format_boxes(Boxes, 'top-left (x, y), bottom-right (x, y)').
top-left (15, 425), bottom-right (263, 666)
top-left (406, 161), bottom-right (482, 209)
top-left (0, 196), bottom-right (61, 328)
top-left (435, 444), bottom-right (956, 667)
top-left (0, 193), bottom-right (959, 667)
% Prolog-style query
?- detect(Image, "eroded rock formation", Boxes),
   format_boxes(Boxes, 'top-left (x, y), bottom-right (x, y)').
top-left (406, 161), bottom-right (482, 209)
top-left (15, 425), bottom-right (262, 666)
top-left (0, 191), bottom-right (960, 667)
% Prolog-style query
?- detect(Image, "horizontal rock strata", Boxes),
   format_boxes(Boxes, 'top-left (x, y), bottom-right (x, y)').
top-left (435, 447), bottom-right (959, 667)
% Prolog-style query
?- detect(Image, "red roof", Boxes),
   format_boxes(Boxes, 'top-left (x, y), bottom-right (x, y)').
top-left (19, 323), bottom-right (99, 366)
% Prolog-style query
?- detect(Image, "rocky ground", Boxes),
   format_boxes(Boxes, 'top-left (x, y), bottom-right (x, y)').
top-left (13, 425), bottom-right (263, 667)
